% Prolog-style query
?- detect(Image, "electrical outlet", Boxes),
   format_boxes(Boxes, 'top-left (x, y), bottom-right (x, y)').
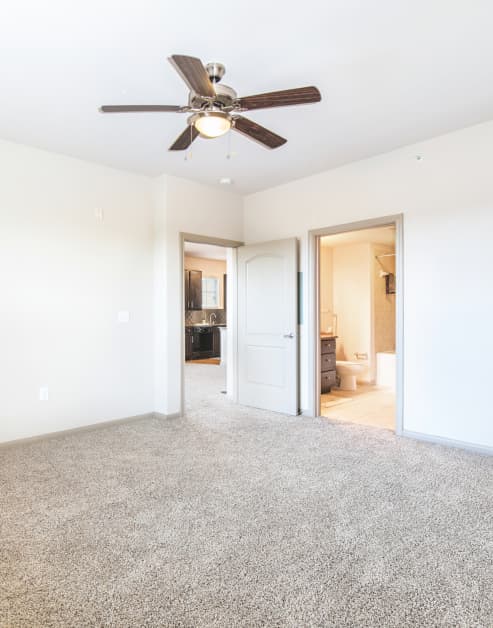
top-left (117, 310), bottom-right (130, 323)
top-left (39, 387), bottom-right (49, 401)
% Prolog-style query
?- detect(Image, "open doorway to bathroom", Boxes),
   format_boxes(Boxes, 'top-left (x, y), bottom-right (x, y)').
top-left (181, 235), bottom-right (241, 414)
top-left (315, 219), bottom-right (400, 431)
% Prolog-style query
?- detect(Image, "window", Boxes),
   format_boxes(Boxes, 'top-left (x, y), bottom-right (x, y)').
top-left (202, 277), bottom-right (219, 308)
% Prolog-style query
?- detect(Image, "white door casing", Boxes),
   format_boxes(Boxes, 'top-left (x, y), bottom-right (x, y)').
top-left (237, 238), bottom-right (298, 415)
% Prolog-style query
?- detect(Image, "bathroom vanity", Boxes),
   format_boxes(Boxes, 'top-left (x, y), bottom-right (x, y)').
top-left (320, 335), bottom-right (337, 393)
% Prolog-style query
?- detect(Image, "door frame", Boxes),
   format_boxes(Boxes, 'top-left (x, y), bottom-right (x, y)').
top-left (180, 232), bottom-right (243, 416)
top-left (307, 214), bottom-right (404, 433)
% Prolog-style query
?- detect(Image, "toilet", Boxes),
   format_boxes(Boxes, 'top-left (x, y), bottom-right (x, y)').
top-left (336, 361), bottom-right (366, 391)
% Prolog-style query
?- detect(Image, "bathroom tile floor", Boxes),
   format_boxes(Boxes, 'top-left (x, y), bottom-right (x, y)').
top-left (321, 383), bottom-right (395, 431)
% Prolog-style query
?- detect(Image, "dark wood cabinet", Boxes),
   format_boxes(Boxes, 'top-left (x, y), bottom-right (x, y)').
top-left (185, 327), bottom-right (193, 361)
top-left (184, 269), bottom-right (202, 310)
top-left (212, 327), bottom-right (220, 356)
top-left (321, 337), bottom-right (337, 393)
top-left (185, 326), bottom-right (222, 361)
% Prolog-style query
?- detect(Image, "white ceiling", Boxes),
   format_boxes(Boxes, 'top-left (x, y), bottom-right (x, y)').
top-left (184, 242), bottom-right (227, 260)
top-left (321, 226), bottom-right (395, 248)
top-left (1, 1), bottom-right (493, 194)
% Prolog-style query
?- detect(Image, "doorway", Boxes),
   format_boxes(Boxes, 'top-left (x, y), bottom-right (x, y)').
top-left (180, 233), bottom-right (242, 414)
top-left (180, 234), bottom-right (300, 417)
top-left (308, 216), bottom-right (403, 432)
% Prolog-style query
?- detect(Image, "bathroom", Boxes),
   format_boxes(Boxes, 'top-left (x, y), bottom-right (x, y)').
top-left (319, 225), bottom-right (396, 430)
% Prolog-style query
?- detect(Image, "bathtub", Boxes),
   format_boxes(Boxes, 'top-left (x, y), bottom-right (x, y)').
top-left (376, 351), bottom-right (396, 390)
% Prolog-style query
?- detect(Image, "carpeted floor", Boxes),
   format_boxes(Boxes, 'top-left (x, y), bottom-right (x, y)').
top-left (1, 364), bottom-right (492, 627)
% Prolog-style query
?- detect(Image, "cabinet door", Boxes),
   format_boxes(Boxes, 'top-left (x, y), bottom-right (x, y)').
top-left (189, 270), bottom-right (202, 310)
top-left (184, 271), bottom-right (190, 310)
top-left (212, 327), bottom-right (221, 357)
top-left (185, 331), bottom-right (193, 360)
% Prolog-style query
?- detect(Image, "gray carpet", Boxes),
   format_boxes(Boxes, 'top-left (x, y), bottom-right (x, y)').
top-left (1, 364), bottom-right (492, 627)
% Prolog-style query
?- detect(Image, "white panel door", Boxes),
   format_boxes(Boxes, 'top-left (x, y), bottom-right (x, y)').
top-left (238, 238), bottom-right (298, 414)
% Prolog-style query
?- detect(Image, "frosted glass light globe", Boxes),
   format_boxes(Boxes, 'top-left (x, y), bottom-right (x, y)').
top-left (194, 112), bottom-right (231, 138)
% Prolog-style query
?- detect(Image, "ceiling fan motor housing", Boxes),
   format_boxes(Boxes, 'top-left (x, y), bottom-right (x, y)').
top-left (205, 62), bottom-right (225, 83)
top-left (188, 83), bottom-right (238, 111)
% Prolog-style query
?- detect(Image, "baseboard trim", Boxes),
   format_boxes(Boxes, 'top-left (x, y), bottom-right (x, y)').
top-left (153, 411), bottom-right (182, 420)
top-left (401, 429), bottom-right (493, 456)
top-left (0, 411), bottom-right (182, 448)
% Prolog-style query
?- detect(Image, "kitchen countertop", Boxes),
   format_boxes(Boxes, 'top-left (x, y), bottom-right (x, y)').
top-left (186, 324), bottom-right (227, 328)
top-left (320, 334), bottom-right (338, 339)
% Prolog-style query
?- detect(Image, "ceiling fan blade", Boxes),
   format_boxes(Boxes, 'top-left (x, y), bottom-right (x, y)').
top-left (232, 116), bottom-right (286, 149)
top-left (237, 86), bottom-right (321, 111)
top-left (168, 55), bottom-right (215, 98)
top-left (100, 105), bottom-right (187, 113)
top-left (169, 125), bottom-right (200, 151)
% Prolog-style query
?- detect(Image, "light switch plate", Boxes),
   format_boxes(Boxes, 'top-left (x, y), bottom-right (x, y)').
top-left (39, 387), bottom-right (49, 401)
top-left (117, 310), bottom-right (130, 323)
top-left (94, 208), bottom-right (104, 222)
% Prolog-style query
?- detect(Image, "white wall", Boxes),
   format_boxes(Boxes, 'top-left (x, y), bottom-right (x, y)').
top-left (4, 118), bottom-right (493, 451)
top-left (244, 120), bottom-right (493, 449)
top-left (0, 141), bottom-right (243, 443)
top-left (153, 175), bottom-right (243, 416)
top-left (0, 139), bottom-right (155, 442)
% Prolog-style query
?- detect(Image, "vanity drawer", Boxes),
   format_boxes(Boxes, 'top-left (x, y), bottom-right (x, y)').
top-left (321, 353), bottom-right (336, 372)
top-left (321, 338), bottom-right (336, 354)
top-left (321, 370), bottom-right (337, 393)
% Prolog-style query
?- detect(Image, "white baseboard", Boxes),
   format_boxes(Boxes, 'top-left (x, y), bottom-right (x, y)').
top-left (401, 429), bottom-right (493, 456)
top-left (153, 411), bottom-right (181, 420)
top-left (0, 411), bottom-right (181, 448)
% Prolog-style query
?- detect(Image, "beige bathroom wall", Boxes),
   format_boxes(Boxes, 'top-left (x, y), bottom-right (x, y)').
top-left (184, 255), bottom-right (227, 308)
top-left (332, 243), bottom-right (372, 380)
top-left (372, 244), bottom-right (396, 360)
top-left (319, 245), bottom-right (334, 333)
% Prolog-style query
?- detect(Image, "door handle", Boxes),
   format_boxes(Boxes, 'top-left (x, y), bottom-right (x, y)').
top-left (283, 333), bottom-right (295, 338)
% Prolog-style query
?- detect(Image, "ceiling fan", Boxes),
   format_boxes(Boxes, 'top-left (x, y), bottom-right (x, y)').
top-left (100, 54), bottom-right (321, 151)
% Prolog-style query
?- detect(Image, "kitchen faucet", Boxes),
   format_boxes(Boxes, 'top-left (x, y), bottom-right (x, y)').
top-left (209, 312), bottom-right (217, 325)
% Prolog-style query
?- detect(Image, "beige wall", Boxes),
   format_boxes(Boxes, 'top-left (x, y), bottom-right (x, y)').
top-left (319, 245), bottom-right (333, 333)
top-left (332, 243), bottom-right (372, 380)
top-left (184, 256), bottom-right (227, 309)
top-left (372, 244), bottom-right (396, 359)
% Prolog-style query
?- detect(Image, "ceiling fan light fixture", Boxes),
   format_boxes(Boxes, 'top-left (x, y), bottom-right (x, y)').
top-left (194, 111), bottom-right (231, 138)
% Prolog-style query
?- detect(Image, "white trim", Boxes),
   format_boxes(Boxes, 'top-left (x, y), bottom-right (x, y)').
top-left (401, 430), bottom-right (493, 457)
top-left (153, 412), bottom-right (181, 420)
top-left (226, 247), bottom-right (239, 402)
top-left (394, 215), bottom-right (404, 435)
top-left (0, 412), bottom-right (159, 448)
top-left (307, 215), bottom-right (404, 435)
